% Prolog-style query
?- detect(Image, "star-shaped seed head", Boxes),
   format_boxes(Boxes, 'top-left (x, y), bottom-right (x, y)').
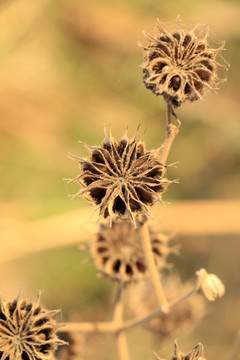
top-left (142, 18), bottom-right (229, 107)
top-left (155, 342), bottom-right (205, 360)
top-left (70, 129), bottom-right (170, 224)
top-left (0, 291), bottom-right (65, 360)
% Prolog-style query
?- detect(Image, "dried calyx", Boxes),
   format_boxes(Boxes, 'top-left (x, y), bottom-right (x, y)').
top-left (70, 129), bottom-right (171, 224)
top-left (89, 220), bottom-right (174, 283)
top-left (0, 291), bottom-right (65, 360)
top-left (142, 18), bottom-right (229, 107)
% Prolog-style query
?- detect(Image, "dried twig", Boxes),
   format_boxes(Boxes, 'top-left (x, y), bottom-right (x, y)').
top-left (63, 279), bottom-right (199, 333)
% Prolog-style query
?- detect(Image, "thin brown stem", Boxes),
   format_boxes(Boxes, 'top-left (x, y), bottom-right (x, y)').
top-left (63, 280), bottom-right (199, 333)
top-left (113, 285), bottom-right (130, 360)
top-left (160, 102), bottom-right (181, 165)
top-left (120, 279), bottom-right (198, 331)
top-left (138, 221), bottom-right (168, 309)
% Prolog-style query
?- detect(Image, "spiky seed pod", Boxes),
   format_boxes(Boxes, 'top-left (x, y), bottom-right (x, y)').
top-left (142, 19), bottom-right (229, 107)
top-left (70, 129), bottom-right (170, 224)
top-left (127, 275), bottom-right (206, 336)
top-left (89, 220), bottom-right (174, 283)
top-left (0, 291), bottom-right (65, 360)
top-left (155, 342), bottom-right (205, 360)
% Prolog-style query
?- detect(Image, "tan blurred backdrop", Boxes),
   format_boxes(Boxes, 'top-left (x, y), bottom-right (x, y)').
top-left (0, 0), bottom-right (240, 359)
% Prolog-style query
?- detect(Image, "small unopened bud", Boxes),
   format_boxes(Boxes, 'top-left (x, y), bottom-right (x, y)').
top-left (196, 268), bottom-right (225, 301)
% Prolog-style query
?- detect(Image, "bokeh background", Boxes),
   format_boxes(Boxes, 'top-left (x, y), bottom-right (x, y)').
top-left (0, 0), bottom-right (240, 359)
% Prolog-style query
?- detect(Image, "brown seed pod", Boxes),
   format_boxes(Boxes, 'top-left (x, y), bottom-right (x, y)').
top-left (90, 220), bottom-right (175, 283)
top-left (155, 342), bottom-right (205, 360)
top-left (69, 129), bottom-right (170, 224)
top-left (127, 275), bottom-right (206, 336)
top-left (142, 19), bottom-right (229, 107)
top-left (0, 291), bottom-right (65, 360)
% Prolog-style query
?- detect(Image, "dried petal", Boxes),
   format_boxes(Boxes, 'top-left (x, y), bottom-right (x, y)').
top-left (196, 268), bottom-right (225, 301)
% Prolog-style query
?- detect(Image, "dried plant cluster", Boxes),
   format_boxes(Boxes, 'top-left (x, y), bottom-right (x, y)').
top-left (62, 17), bottom-right (229, 360)
top-left (0, 292), bottom-right (64, 360)
top-left (70, 130), bottom-right (169, 224)
top-left (142, 19), bottom-right (229, 107)
top-left (1, 17), bottom-right (229, 360)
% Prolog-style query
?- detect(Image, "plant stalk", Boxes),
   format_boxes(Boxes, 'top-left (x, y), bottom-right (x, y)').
top-left (138, 221), bottom-right (168, 309)
top-left (63, 280), bottom-right (199, 333)
top-left (160, 102), bottom-right (181, 165)
top-left (113, 285), bottom-right (130, 360)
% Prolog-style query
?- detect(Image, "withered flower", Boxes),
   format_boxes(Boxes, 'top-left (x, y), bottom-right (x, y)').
top-left (90, 220), bottom-right (174, 283)
top-left (128, 275), bottom-right (205, 336)
top-left (155, 342), bottom-right (205, 360)
top-left (70, 129), bottom-right (170, 223)
top-left (0, 291), bottom-right (65, 360)
top-left (142, 19), bottom-right (229, 107)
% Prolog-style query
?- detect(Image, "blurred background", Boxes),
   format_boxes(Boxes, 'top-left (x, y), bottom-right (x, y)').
top-left (0, 0), bottom-right (240, 359)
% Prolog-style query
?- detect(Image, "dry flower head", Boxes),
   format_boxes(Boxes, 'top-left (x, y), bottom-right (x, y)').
top-left (196, 268), bottom-right (225, 301)
top-left (128, 275), bottom-right (205, 336)
top-left (69, 128), bottom-right (170, 224)
top-left (0, 291), bottom-right (65, 360)
top-left (155, 342), bottom-right (205, 360)
top-left (142, 18), bottom-right (229, 107)
top-left (90, 220), bottom-right (174, 283)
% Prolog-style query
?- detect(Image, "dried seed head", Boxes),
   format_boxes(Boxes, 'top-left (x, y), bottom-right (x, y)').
top-left (90, 220), bottom-right (174, 283)
top-left (155, 342), bottom-right (205, 360)
top-left (0, 291), bottom-right (65, 360)
top-left (128, 275), bottom-right (206, 336)
top-left (142, 19), bottom-right (229, 107)
top-left (196, 268), bottom-right (225, 301)
top-left (70, 129), bottom-right (170, 224)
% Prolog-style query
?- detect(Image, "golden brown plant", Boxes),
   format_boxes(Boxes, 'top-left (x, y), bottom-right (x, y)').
top-left (89, 220), bottom-right (174, 283)
top-left (0, 291), bottom-right (65, 360)
top-left (127, 275), bottom-right (206, 336)
top-left (70, 129), bottom-right (170, 224)
top-left (142, 19), bottom-right (229, 107)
